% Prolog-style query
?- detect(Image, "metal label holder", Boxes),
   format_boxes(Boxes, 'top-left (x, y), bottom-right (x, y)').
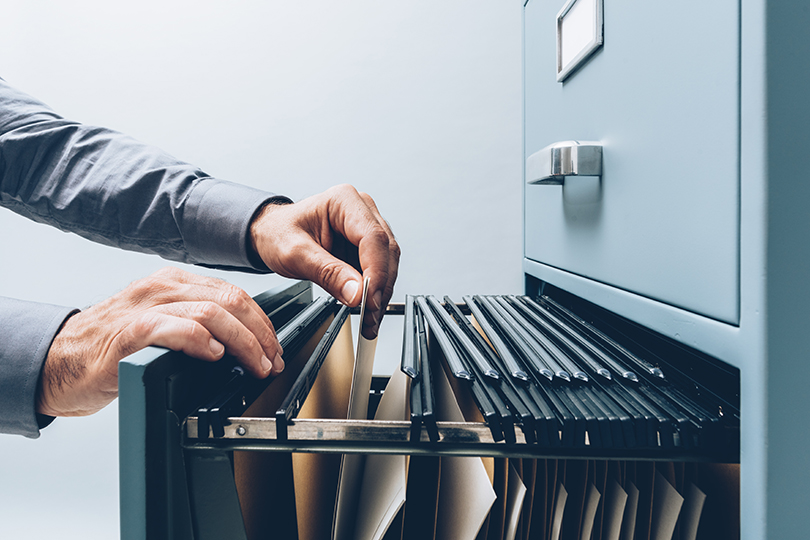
top-left (556, 0), bottom-right (604, 82)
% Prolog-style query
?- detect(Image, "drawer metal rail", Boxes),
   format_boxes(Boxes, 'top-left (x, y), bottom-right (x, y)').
top-left (182, 416), bottom-right (738, 462)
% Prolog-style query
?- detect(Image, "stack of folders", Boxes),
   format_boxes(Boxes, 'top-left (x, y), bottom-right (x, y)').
top-left (197, 290), bottom-right (740, 540)
top-left (404, 295), bottom-right (739, 453)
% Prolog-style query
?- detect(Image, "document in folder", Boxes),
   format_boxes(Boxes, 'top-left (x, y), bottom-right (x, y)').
top-left (432, 348), bottom-right (497, 540)
top-left (293, 315), bottom-right (356, 540)
top-left (350, 313), bottom-right (499, 540)
top-left (334, 278), bottom-right (379, 540)
top-left (354, 368), bottom-right (409, 540)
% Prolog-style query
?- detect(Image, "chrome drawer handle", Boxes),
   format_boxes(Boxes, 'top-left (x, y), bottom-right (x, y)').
top-left (526, 140), bottom-right (602, 185)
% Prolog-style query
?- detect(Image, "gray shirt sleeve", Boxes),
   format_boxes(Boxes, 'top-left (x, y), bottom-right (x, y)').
top-left (0, 78), bottom-right (291, 437)
top-left (0, 297), bottom-right (77, 437)
top-left (0, 77), bottom-right (286, 269)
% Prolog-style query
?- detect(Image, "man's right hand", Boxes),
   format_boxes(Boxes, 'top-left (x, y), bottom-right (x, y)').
top-left (36, 267), bottom-right (283, 418)
top-left (249, 184), bottom-right (400, 340)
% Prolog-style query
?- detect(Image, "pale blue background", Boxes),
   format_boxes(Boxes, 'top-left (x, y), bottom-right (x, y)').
top-left (0, 1), bottom-right (523, 537)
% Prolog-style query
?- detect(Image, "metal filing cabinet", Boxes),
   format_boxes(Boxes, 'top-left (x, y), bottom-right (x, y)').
top-left (522, 0), bottom-right (810, 538)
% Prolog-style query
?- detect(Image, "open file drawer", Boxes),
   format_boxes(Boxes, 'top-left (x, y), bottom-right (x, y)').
top-left (119, 281), bottom-right (740, 540)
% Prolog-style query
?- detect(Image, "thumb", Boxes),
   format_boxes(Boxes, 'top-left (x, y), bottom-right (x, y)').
top-left (287, 243), bottom-right (364, 305)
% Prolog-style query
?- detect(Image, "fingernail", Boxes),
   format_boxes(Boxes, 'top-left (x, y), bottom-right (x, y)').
top-left (342, 280), bottom-right (359, 303)
top-left (261, 355), bottom-right (272, 373)
top-left (273, 353), bottom-right (285, 373)
top-left (209, 338), bottom-right (224, 357)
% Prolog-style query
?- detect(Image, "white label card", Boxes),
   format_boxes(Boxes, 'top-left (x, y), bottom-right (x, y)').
top-left (557, 0), bottom-right (603, 81)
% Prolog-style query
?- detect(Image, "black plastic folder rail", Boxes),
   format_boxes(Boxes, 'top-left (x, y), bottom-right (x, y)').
top-left (184, 294), bottom-right (740, 463)
top-left (195, 296), bottom-right (339, 441)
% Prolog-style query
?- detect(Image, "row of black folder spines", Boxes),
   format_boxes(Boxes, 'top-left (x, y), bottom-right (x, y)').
top-left (192, 292), bottom-right (731, 452)
top-left (478, 294), bottom-right (731, 445)
top-left (537, 293), bottom-right (740, 427)
top-left (475, 294), bottom-right (648, 385)
top-left (194, 297), bottom-right (343, 440)
top-left (496, 295), bottom-right (732, 449)
top-left (405, 294), bottom-right (731, 450)
top-left (528, 294), bottom-right (738, 441)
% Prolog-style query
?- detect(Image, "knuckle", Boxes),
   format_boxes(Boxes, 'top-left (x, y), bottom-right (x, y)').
top-left (317, 261), bottom-right (344, 289)
top-left (219, 290), bottom-right (245, 313)
top-left (195, 301), bottom-right (222, 322)
top-left (126, 277), bottom-right (154, 299)
top-left (127, 276), bottom-right (175, 304)
top-left (229, 284), bottom-right (253, 304)
top-left (184, 321), bottom-right (208, 344)
top-left (258, 327), bottom-right (278, 349)
top-left (229, 327), bottom-right (243, 346)
top-left (334, 183), bottom-right (354, 193)
top-left (331, 183), bottom-right (359, 200)
top-left (359, 191), bottom-right (377, 209)
top-left (246, 333), bottom-right (263, 352)
top-left (155, 266), bottom-right (185, 280)
top-left (225, 326), bottom-right (259, 359)
top-left (208, 275), bottom-right (230, 289)
top-left (367, 227), bottom-right (390, 250)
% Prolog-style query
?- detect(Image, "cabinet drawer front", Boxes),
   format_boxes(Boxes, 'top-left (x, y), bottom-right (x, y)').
top-left (524, 0), bottom-right (740, 324)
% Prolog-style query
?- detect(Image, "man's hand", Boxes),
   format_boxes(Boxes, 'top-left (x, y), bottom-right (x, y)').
top-left (36, 267), bottom-right (284, 417)
top-left (250, 184), bottom-right (399, 339)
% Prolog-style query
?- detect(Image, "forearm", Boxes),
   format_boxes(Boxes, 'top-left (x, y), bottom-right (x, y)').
top-left (0, 77), bottom-right (287, 270)
top-left (0, 296), bottom-right (77, 438)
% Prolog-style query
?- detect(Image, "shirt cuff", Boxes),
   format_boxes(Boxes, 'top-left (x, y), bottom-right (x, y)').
top-left (182, 178), bottom-right (292, 271)
top-left (0, 297), bottom-right (77, 438)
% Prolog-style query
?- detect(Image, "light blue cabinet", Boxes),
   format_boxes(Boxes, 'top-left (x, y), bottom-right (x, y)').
top-left (524, 0), bottom-right (740, 324)
top-left (524, 1), bottom-right (810, 538)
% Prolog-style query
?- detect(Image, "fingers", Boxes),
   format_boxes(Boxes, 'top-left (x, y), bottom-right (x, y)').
top-left (37, 268), bottom-right (287, 419)
top-left (114, 303), bottom-right (284, 379)
top-left (356, 192), bottom-right (400, 339)
top-left (122, 267), bottom-right (284, 377)
top-left (299, 185), bottom-right (398, 338)
top-left (281, 240), bottom-right (366, 306)
top-left (146, 267), bottom-right (279, 346)
top-left (250, 184), bottom-right (401, 339)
